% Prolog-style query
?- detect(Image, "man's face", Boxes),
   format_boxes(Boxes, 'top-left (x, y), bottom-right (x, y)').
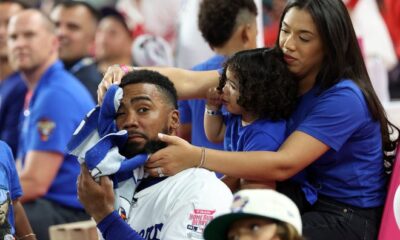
top-left (0, 3), bottom-right (23, 59)
top-left (95, 16), bottom-right (132, 61)
top-left (50, 5), bottom-right (96, 61)
top-left (116, 83), bottom-right (179, 157)
top-left (7, 11), bottom-right (57, 72)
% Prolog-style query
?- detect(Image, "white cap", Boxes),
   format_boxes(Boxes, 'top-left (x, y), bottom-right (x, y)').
top-left (204, 189), bottom-right (302, 239)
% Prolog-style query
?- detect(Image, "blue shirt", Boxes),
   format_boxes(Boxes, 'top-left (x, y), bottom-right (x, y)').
top-left (289, 80), bottom-right (386, 208)
top-left (18, 61), bottom-right (94, 209)
top-left (0, 141), bottom-right (23, 237)
top-left (0, 73), bottom-right (27, 157)
top-left (178, 55), bottom-right (227, 149)
top-left (224, 114), bottom-right (286, 152)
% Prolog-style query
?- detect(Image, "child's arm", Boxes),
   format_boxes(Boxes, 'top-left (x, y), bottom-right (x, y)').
top-left (14, 199), bottom-right (36, 240)
top-left (204, 88), bottom-right (225, 143)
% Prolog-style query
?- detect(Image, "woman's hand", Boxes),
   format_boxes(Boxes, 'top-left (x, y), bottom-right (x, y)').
top-left (145, 133), bottom-right (202, 177)
top-left (77, 164), bottom-right (115, 223)
top-left (98, 65), bottom-right (131, 104)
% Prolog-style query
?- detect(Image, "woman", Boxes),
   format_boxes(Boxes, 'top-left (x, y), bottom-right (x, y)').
top-left (99, 0), bottom-right (398, 239)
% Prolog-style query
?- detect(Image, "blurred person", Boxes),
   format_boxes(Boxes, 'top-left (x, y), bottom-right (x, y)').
top-left (204, 189), bottom-right (304, 240)
top-left (0, 0), bottom-right (27, 157)
top-left (178, 0), bottom-right (258, 157)
top-left (95, 7), bottom-right (134, 74)
top-left (50, 1), bottom-right (102, 100)
top-left (0, 141), bottom-right (36, 240)
top-left (78, 70), bottom-right (232, 240)
top-left (7, 9), bottom-right (94, 240)
top-left (263, 0), bottom-right (287, 47)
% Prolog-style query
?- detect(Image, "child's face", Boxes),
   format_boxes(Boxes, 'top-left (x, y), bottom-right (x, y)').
top-left (222, 69), bottom-right (243, 115)
top-left (227, 217), bottom-right (280, 240)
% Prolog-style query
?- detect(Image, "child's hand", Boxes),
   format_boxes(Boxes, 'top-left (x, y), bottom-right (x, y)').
top-left (206, 87), bottom-right (222, 110)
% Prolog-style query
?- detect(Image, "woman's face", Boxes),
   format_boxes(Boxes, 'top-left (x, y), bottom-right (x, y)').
top-left (278, 7), bottom-right (324, 85)
top-left (227, 218), bottom-right (280, 240)
top-left (222, 68), bottom-right (243, 115)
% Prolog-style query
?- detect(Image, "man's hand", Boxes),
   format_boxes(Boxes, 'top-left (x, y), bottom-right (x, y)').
top-left (77, 164), bottom-right (115, 223)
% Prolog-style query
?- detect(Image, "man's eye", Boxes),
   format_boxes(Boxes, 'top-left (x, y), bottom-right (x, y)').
top-left (137, 108), bottom-right (149, 113)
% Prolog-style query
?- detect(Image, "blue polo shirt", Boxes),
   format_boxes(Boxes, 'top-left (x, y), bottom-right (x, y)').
top-left (178, 55), bottom-right (227, 149)
top-left (0, 73), bottom-right (27, 157)
top-left (18, 60), bottom-right (94, 209)
top-left (289, 79), bottom-right (386, 208)
top-left (224, 114), bottom-right (286, 152)
top-left (0, 141), bottom-right (23, 236)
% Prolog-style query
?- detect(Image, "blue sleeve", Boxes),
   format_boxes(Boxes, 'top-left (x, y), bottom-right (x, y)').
top-left (27, 89), bottom-right (81, 153)
top-left (0, 141), bottom-right (22, 200)
top-left (178, 100), bottom-right (192, 124)
top-left (97, 211), bottom-right (144, 240)
top-left (297, 87), bottom-right (367, 151)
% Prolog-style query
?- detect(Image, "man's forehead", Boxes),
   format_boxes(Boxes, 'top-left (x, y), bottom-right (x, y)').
top-left (121, 83), bottom-right (164, 102)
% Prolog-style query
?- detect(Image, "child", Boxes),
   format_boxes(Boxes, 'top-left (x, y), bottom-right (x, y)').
top-left (204, 48), bottom-right (297, 191)
top-left (0, 141), bottom-right (35, 239)
top-left (203, 189), bottom-right (304, 240)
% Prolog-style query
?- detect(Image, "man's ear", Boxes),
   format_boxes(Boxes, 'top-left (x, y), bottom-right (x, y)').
top-left (168, 109), bottom-right (180, 135)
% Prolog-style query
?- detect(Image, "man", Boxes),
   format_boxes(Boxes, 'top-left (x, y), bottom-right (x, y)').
top-left (78, 70), bottom-right (232, 240)
top-left (178, 0), bottom-right (258, 155)
top-left (7, 9), bottom-right (94, 240)
top-left (0, 0), bottom-right (27, 156)
top-left (50, 1), bottom-right (102, 100)
top-left (95, 7), bottom-right (133, 74)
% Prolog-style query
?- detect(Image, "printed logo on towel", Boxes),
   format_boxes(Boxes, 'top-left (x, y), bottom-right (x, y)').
top-left (186, 209), bottom-right (215, 238)
top-left (37, 118), bottom-right (56, 141)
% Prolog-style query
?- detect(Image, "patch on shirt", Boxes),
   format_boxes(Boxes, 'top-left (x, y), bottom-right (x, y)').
top-left (187, 209), bottom-right (215, 238)
top-left (0, 189), bottom-right (12, 238)
top-left (37, 118), bottom-right (56, 141)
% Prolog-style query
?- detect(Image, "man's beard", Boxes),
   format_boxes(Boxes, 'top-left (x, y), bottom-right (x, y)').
top-left (120, 127), bottom-right (169, 158)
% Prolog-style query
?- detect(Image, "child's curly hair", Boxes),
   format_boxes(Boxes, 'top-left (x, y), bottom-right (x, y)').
top-left (218, 47), bottom-right (298, 120)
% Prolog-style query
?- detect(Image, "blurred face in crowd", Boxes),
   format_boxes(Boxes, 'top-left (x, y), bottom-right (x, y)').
top-left (50, 5), bottom-right (97, 62)
top-left (95, 16), bottom-right (132, 61)
top-left (116, 83), bottom-right (179, 157)
top-left (0, 2), bottom-right (24, 59)
top-left (7, 10), bottom-right (58, 72)
top-left (227, 218), bottom-right (280, 240)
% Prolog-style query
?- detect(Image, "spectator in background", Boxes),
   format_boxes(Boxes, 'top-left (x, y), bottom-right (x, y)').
top-left (0, 0), bottom-right (27, 157)
top-left (95, 7), bottom-right (134, 74)
top-left (50, 1), bottom-right (102, 100)
top-left (380, 0), bottom-right (400, 99)
top-left (0, 141), bottom-right (35, 240)
top-left (262, 0), bottom-right (287, 47)
top-left (178, 0), bottom-right (258, 156)
top-left (7, 9), bottom-right (94, 240)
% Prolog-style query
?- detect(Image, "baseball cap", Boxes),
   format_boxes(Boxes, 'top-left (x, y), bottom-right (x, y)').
top-left (203, 189), bottom-right (302, 239)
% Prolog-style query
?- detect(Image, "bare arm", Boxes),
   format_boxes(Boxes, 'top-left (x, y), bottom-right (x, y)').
top-left (146, 131), bottom-right (329, 182)
top-left (13, 199), bottom-right (36, 240)
top-left (18, 151), bottom-right (63, 203)
top-left (204, 88), bottom-right (225, 143)
top-left (98, 66), bottom-right (220, 103)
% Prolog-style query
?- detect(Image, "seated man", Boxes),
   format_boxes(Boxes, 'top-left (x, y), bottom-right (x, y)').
top-left (77, 70), bottom-right (233, 240)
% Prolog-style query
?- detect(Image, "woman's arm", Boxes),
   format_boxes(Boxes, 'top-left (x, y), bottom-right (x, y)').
top-left (98, 66), bottom-right (220, 103)
top-left (146, 131), bottom-right (330, 182)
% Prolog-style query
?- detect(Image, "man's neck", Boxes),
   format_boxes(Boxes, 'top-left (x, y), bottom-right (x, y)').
top-left (97, 56), bottom-right (132, 74)
top-left (0, 58), bottom-right (14, 81)
top-left (22, 55), bottom-right (57, 90)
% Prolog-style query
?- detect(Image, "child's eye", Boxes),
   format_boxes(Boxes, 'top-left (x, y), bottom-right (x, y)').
top-left (251, 224), bottom-right (261, 232)
top-left (115, 112), bottom-right (125, 118)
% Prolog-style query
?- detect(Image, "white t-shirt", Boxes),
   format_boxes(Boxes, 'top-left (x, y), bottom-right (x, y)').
top-left (126, 168), bottom-right (232, 239)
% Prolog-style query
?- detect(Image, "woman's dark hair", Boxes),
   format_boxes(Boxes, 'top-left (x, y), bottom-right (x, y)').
top-left (218, 47), bottom-right (298, 120)
top-left (276, 0), bottom-right (399, 172)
